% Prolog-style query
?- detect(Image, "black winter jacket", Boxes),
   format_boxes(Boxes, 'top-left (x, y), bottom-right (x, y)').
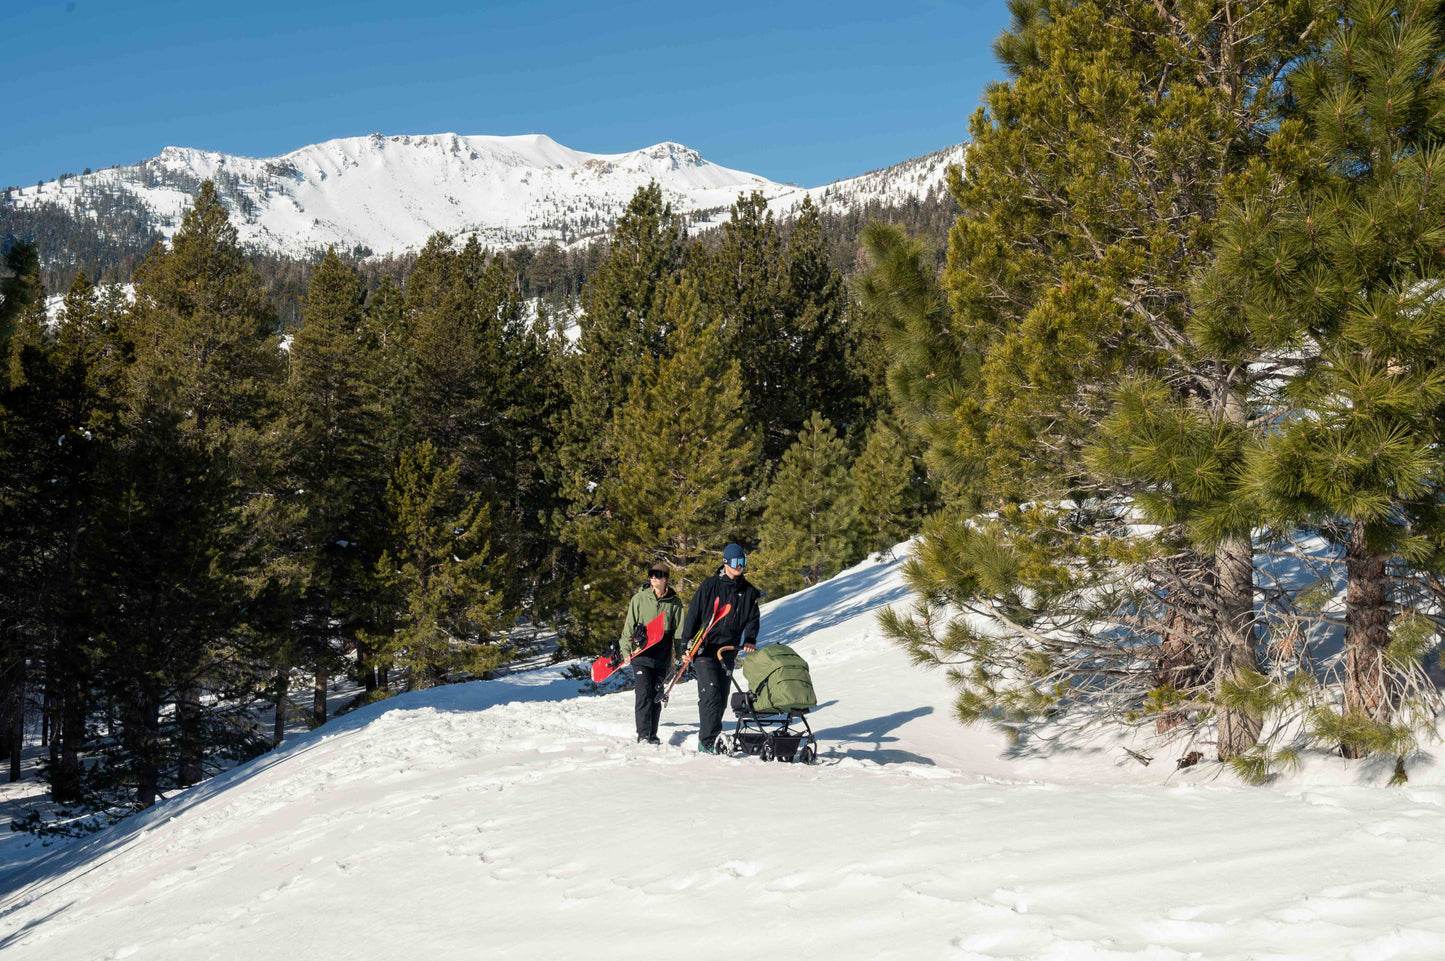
top-left (681, 569), bottom-right (761, 653)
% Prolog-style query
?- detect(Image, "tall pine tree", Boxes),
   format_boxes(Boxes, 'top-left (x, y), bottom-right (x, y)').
top-left (568, 275), bottom-right (759, 650)
top-left (756, 412), bottom-right (861, 596)
top-left (1198, 0), bottom-right (1445, 758)
top-left (874, 0), bottom-right (1323, 758)
top-left (123, 181), bottom-right (283, 785)
top-left (366, 441), bottom-right (512, 692)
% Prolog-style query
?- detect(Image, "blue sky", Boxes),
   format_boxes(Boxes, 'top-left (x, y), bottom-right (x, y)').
top-left (2, 0), bottom-right (1007, 190)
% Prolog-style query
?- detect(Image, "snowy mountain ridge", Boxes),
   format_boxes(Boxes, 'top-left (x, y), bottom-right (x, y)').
top-left (3, 133), bottom-right (966, 259)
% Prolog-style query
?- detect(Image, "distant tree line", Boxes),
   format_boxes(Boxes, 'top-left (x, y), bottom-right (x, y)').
top-left (1, 178), bottom-right (957, 324)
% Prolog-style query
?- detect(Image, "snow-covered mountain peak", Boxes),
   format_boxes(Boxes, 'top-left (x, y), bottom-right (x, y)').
top-left (637, 141), bottom-right (705, 167)
top-left (5, 134), bottom-right (967, 259)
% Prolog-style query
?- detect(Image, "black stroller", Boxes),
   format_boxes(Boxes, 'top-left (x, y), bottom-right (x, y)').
top-left (713, 644), bottom-right (818, 763)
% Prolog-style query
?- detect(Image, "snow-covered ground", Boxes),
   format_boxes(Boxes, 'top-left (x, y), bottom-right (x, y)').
top-left (2, 548), bottom-right (1442, 960)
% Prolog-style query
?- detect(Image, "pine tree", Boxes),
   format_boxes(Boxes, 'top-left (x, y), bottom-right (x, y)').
top-left (0, 289), bottom-right (52, 785)
top-left (360, 275), bottom-right (412, 464)
top-left (567, 275), bottom-right (759, 651)
top-left (1197, 0), bottom-right (1445, 758)
top-left (123, 181), bottom-right (283, 785)
top-left (561, 183), bottom-right (686, 484)
top-left (872, 0), bottom-right (1323, 758)
top-left (280, 249), bottom-right (387, 726)
top-left (366, 441), bottom-right (512, 691)
top-left (854, 223), bottom-right (985, 507)
top-left (0, 241), bottom-right (44, 352)
top-left (85, 405), bottom-right (244, 807)
top-left (129, 181), bottom-right (282, 450)
top-left (704, 193), bottom-right (864, 466)
top-left (0, 271), bottom-right (126, 795)
top-left (851, 414), bottom-right (934, 556)
top-left (555, 185), bottom-right (689, 645)
top-left (784, 196), bottom-right (869, 431)
top-left (756, 413), bottom-right (861, 596)
top-left (399, 233), bottom-right (560, 616)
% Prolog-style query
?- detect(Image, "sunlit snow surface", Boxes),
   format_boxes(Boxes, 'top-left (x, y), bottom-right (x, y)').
top-left (2, 548), bottom-right (1444, 960)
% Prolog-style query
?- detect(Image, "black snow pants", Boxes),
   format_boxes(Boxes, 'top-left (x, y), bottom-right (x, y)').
top-left (633, 662), bottom-right (667, 740)
top-left (694, 646), bottom-right (737, 746)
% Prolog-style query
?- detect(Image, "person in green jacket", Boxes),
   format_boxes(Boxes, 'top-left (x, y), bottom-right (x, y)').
top-left (618, 563), bottom-right (685, 744)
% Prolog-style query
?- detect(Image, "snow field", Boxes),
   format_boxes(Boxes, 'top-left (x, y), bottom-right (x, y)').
top-left (2, 550), bottom-right (1445, 960)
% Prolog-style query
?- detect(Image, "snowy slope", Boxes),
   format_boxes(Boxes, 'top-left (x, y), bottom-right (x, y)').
top-left (772, 142), bottom-right (967, 216)
top-left (4, 135), bottom-right (965, 259)
top-left (3, 547), bottom-right (1441, 961)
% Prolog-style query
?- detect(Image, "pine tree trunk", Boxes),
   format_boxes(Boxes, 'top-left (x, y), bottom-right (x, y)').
top-left (45, 686), bottom-right (60, 777)
top-left (360, 638), bottom-right (378, 694)
top-left (123, 696), bottom-right (159, 809)
top-left (1342, 521), bottom-right (1392, 758)
top-left (177, 679), bottom-right (203, 786)
top-left (313, 663), bottom-right (328, 726)
top-left (1154, 552), bottom-right (1213, 734)
top-left (1214, 533), bottom-right (1263, 760)
top-left (7, 673), bottom-right (23, 783)
top-left (273, 671), bottom-right (287, 747)
top-left (53, 688), bottom-right (85, 803)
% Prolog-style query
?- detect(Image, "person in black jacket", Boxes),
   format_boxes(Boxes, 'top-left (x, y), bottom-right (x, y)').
top-left (680, 543), bottom-right (761, 753)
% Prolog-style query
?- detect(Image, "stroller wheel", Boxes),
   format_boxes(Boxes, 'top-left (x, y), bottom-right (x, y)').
top-left (797, 744), bottom-right (816, 764)
top-left (714, 734), bottom-right (732, 756)
top-left (759, 741), bottom-right (776, 762)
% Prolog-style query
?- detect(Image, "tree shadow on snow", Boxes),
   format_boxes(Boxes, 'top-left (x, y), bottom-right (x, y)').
top-left (816, 706), bottom-right (937, 766)
top-left (0, 903), bottom-right (72, 950)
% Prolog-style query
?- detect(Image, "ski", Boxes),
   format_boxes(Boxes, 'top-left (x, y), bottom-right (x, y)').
top-left (591, 612), bottom-right (668, 684)
top-left (660, 599), bottom-right (732, 704)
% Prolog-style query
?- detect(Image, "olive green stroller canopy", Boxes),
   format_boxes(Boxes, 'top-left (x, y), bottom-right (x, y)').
top-left (740, 643), bottom-right (818, 714)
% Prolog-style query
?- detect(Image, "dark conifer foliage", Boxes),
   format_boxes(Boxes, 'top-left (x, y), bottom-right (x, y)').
top-left (399, 234), bottom-right (562, 618)
top-left (703, 194), bottom-right (863, 467)
top-left (756, 412), bottom-right (861, 597)
top-left (1, 241), bottom-right (44, 351)
top-left (364, 441), bottom-right (512, 691)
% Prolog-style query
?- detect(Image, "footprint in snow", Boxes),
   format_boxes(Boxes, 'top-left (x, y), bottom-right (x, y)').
top-left (1350, 928), bottom-right (1445, 961)
top-left (721, 860), bottom-right (761, 878)
top-left (1138, 917), bottom-right (1225, 942)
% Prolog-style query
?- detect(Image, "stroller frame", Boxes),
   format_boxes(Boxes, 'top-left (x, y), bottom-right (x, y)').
top-left (711, 647), bottom-right (818, 763)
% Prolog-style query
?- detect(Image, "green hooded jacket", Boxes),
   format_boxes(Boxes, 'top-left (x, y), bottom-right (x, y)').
top-left (619, 584), bottom-right (685, 659)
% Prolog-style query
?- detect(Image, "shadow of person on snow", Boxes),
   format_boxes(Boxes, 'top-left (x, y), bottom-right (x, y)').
top-left (815, 706), bottom-right (936, 766)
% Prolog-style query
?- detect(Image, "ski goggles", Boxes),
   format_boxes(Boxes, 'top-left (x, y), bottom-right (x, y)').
top-left (724, 556), bottom-right (747, 569)
top-left (648, 569), bottom-right (670, 579)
